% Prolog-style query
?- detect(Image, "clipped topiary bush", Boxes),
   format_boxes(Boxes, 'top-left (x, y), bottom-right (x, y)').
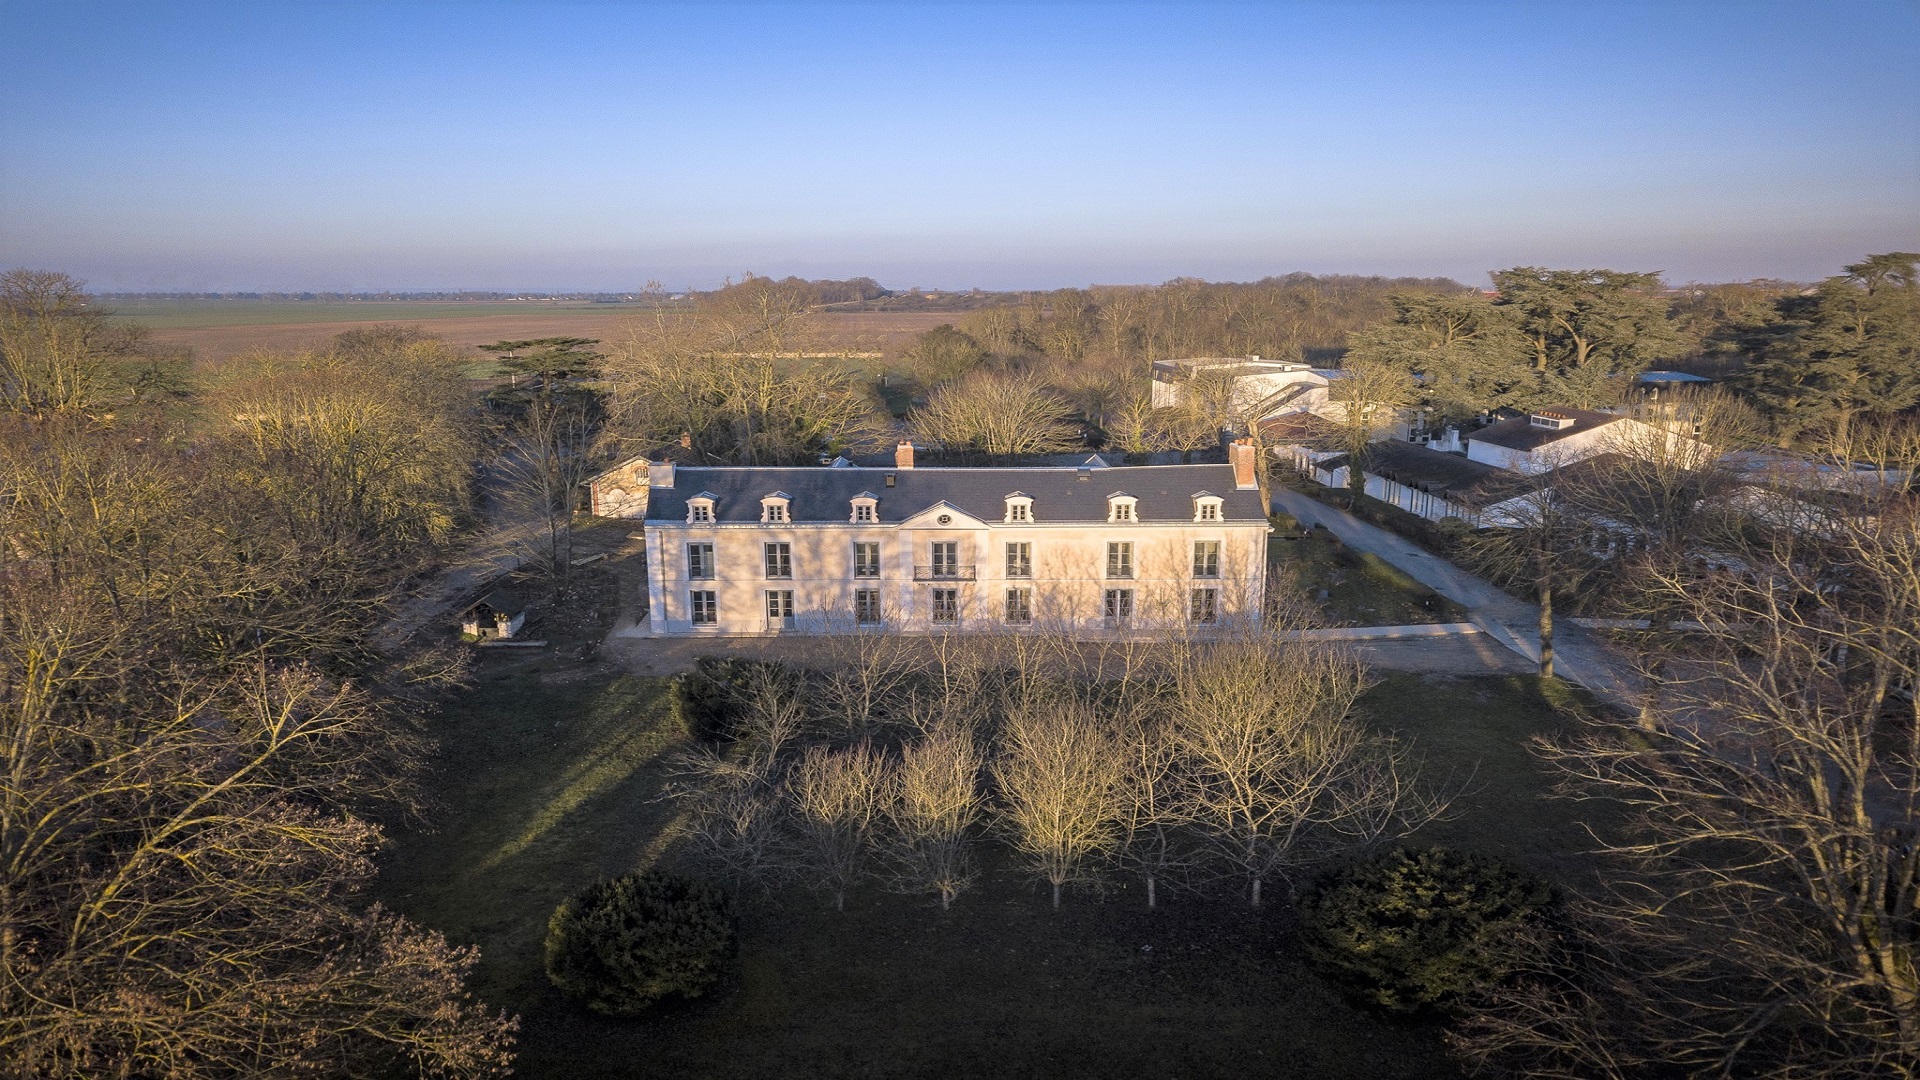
top-left (544, 870), bottom-right (736, 1017)
top-left (1298, 846), bottom-right (1555, 1015)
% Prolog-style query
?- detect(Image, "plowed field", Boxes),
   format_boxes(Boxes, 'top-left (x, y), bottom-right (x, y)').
top-left (118, 302), bottom-right (959, 359)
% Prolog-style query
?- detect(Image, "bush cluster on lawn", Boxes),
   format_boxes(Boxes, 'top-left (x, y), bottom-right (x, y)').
top-left (545, 870), bottom-right (737, 1016)
top-left (1298, 846), bottom-right (1556, 1015)
top-left (670, 656), bottom-right (795, 742)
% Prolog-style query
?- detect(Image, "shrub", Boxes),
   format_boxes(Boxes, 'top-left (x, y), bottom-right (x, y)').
top-left (544, 870), bottom-right (736, 1016)
top-left (670, 656), bottom-right (792, 742)
top-left (1298, 847), bottom-right (1555, 1015)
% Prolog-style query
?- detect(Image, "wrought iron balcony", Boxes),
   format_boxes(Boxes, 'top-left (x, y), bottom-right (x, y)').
top-left (913, 564), bottom-right (977, 581)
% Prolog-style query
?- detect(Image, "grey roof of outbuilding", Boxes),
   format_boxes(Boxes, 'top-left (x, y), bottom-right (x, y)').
top-left (1468, 407), bottom-right (1623, 451)
top-left (645, 465), bottom-right (1264, 524)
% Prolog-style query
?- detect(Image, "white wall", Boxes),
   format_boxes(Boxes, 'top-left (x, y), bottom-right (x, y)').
top-left (1152, 367), bottom-right (1329, 417)
top-left (645, 518), bottom-right (1268, 636)
top-left (1362, 474), bottom-right (1475, 524)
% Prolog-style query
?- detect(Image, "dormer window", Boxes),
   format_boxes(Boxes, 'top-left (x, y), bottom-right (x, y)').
top-left (850, 492), bottom-right (879, 523)
top-left (1107, 493), bottom-right (1139, 523)
top-left (760, 492), bottom-right (791, 524)
top-left (1004, 493), bottom-right (1034, 523)
top-left (1192, 493), bottom-right (1224, 522)
top-left (686, 493), bottom-right (717, 524)
top-left (1529, 411), bottom-right (1576, 431)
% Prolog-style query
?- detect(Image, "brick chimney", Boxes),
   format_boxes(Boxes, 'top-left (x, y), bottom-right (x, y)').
top-left (895, 440), bottom-right (915, 469)
top-left (1229, 438), bottom-right (1258, 490)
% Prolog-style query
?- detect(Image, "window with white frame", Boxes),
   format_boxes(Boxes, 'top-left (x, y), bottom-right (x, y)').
top-left (850, 493), bottom-right (878, 523)
top-left (1192, 541), bottom-right (1221, 578)
top-left (686, 495), bottom-right (716, 523)
top-left (1189, 587), bottom-right (1218, 624)
top-left (930, 588), bottom-right (959, 624)
top-left (760, 492), bottom-right (791, 523)
top-left (1107, 493), bottom-right (1138, 522)
top-left (853, 542), bottom-right (881, 578)
top-left (764, 542), bottom-right (792, 579)
top-left (930, 541), bottom-right (961, 578)
top-left (1193, 494), bottom-right (1224, 522)
top-left (687, 542), bottom-right (715, 579)
top-left (1004, 493), bottom-right (1034, 523)
top-left (1106, 541), bottom-right (1134, 579)
top-left (1005, 542), bottom-right (1031, 579)
top-left (690, 590), bottom-right (718, 625)
top-left (854, 588), bottom-right (882, 624)
top-left (1104, 588), bottom-right (1134, 625)
top-left (765, 589), bottom-right (795, 629)
top-left (1004, 587), bottom-right (1032, 624)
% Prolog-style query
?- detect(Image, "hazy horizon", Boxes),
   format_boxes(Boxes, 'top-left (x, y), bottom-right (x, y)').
top-left (3, 1), bottom-right (1916, 293)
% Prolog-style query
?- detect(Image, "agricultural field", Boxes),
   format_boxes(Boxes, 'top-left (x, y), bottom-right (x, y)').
top-left (374, 558), bottom-right (1608, 1079)
top-left (104, 298), bottom-right (958, 360)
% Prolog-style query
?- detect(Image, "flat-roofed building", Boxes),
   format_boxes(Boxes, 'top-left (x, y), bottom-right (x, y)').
top-left (1149, 356), bottom-right (1332, 417)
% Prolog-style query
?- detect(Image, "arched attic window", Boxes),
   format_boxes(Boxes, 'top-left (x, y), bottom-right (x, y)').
top-left (760, 492), bottom-right (792, 523)
top-left (849, 492), bottom-right (879, 523)
top-left (1192, 492), bottom-right (1224, 522)
top-left (686, 492), bottom-right (718, 524)
top-left (1004, 492), bottom-right (1034, 523)
top-left (1107, 492), bottom-right (1139, 523)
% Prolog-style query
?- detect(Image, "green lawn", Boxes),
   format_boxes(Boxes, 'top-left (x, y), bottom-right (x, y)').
top-left (1270, 520), bottom-right (1467, 627)
top-left (377, 652), bottom-right (1610, 1079)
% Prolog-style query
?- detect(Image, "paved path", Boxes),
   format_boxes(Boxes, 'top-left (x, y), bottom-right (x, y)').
top-left (1272, 489), bottom-right (1640, 712)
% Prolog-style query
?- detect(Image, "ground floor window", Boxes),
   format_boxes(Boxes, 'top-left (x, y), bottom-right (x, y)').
top-left (1189, 587), bottom-right (1217, 624)
top-left (1004, 587), bottom-right (1031, 624)
top-left (931, 588), bottom-right (959, 624)
top-left (1103, 588), bottom-right (1134, 626)
top-left (690, 590), bottom-right (718, 625)
top-left (855, 588), bottom-right (883, 624)
top-left (766, 589), bottom-right (795, 629)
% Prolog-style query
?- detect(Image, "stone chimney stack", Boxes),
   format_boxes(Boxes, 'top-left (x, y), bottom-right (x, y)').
top-left (895, 440), bottom-right (915, 469)
top-left (1230, 438), bottom-right (1258, 490)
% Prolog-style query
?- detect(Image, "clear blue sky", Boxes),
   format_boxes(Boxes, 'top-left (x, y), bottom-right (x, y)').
top-left (2, 1), bottom-right (1916, 291)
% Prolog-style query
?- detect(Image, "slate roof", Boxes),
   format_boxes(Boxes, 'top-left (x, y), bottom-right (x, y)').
top-left (462, 589), bottom-right (524, 616)
top-left (1468, 407), bottom-right (1624, 452)
top-left (645, 465), bottom-right (1264, 525)
top-left (1363, 442), bottom-right (1529, 507)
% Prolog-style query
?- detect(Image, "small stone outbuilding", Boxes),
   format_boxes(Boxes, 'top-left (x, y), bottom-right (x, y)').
top-left (459, 590), bottom-right (527, 640)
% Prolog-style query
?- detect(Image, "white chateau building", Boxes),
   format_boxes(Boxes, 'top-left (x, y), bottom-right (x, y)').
top-left (636, 441), bottom-right (1270, 636)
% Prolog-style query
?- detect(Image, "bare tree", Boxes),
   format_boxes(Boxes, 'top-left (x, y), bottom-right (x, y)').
top-left (911, 369), bottom-right (1082, 457)
top-left (1172, 629), bottom-right (1443, 906)
top-left (1463, 456), bottom-right (1602, 678)
top-left (1115, 713), bottom-right (1198, 909)
top-left (0, 270), bottom-right (125, 416)
top-left (1325, 353), bottom-right (1414, 502)
top-left (787, 742), bottom-right (887, 911)
top-left (496, 397), bottom-right (599, 592)
top-left (603, 278), bottom-right (886, 465)
top-left (1457, 493), bottom-right (1920, 1077)
top-left (0, 601), bottom-right (514, 1077)
top-left (992, 701), bottom-right (1130, 908)
top-left (881, 718), bottom-right (984, 911)
top-left (812, 617), bottom-right (929, 733)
